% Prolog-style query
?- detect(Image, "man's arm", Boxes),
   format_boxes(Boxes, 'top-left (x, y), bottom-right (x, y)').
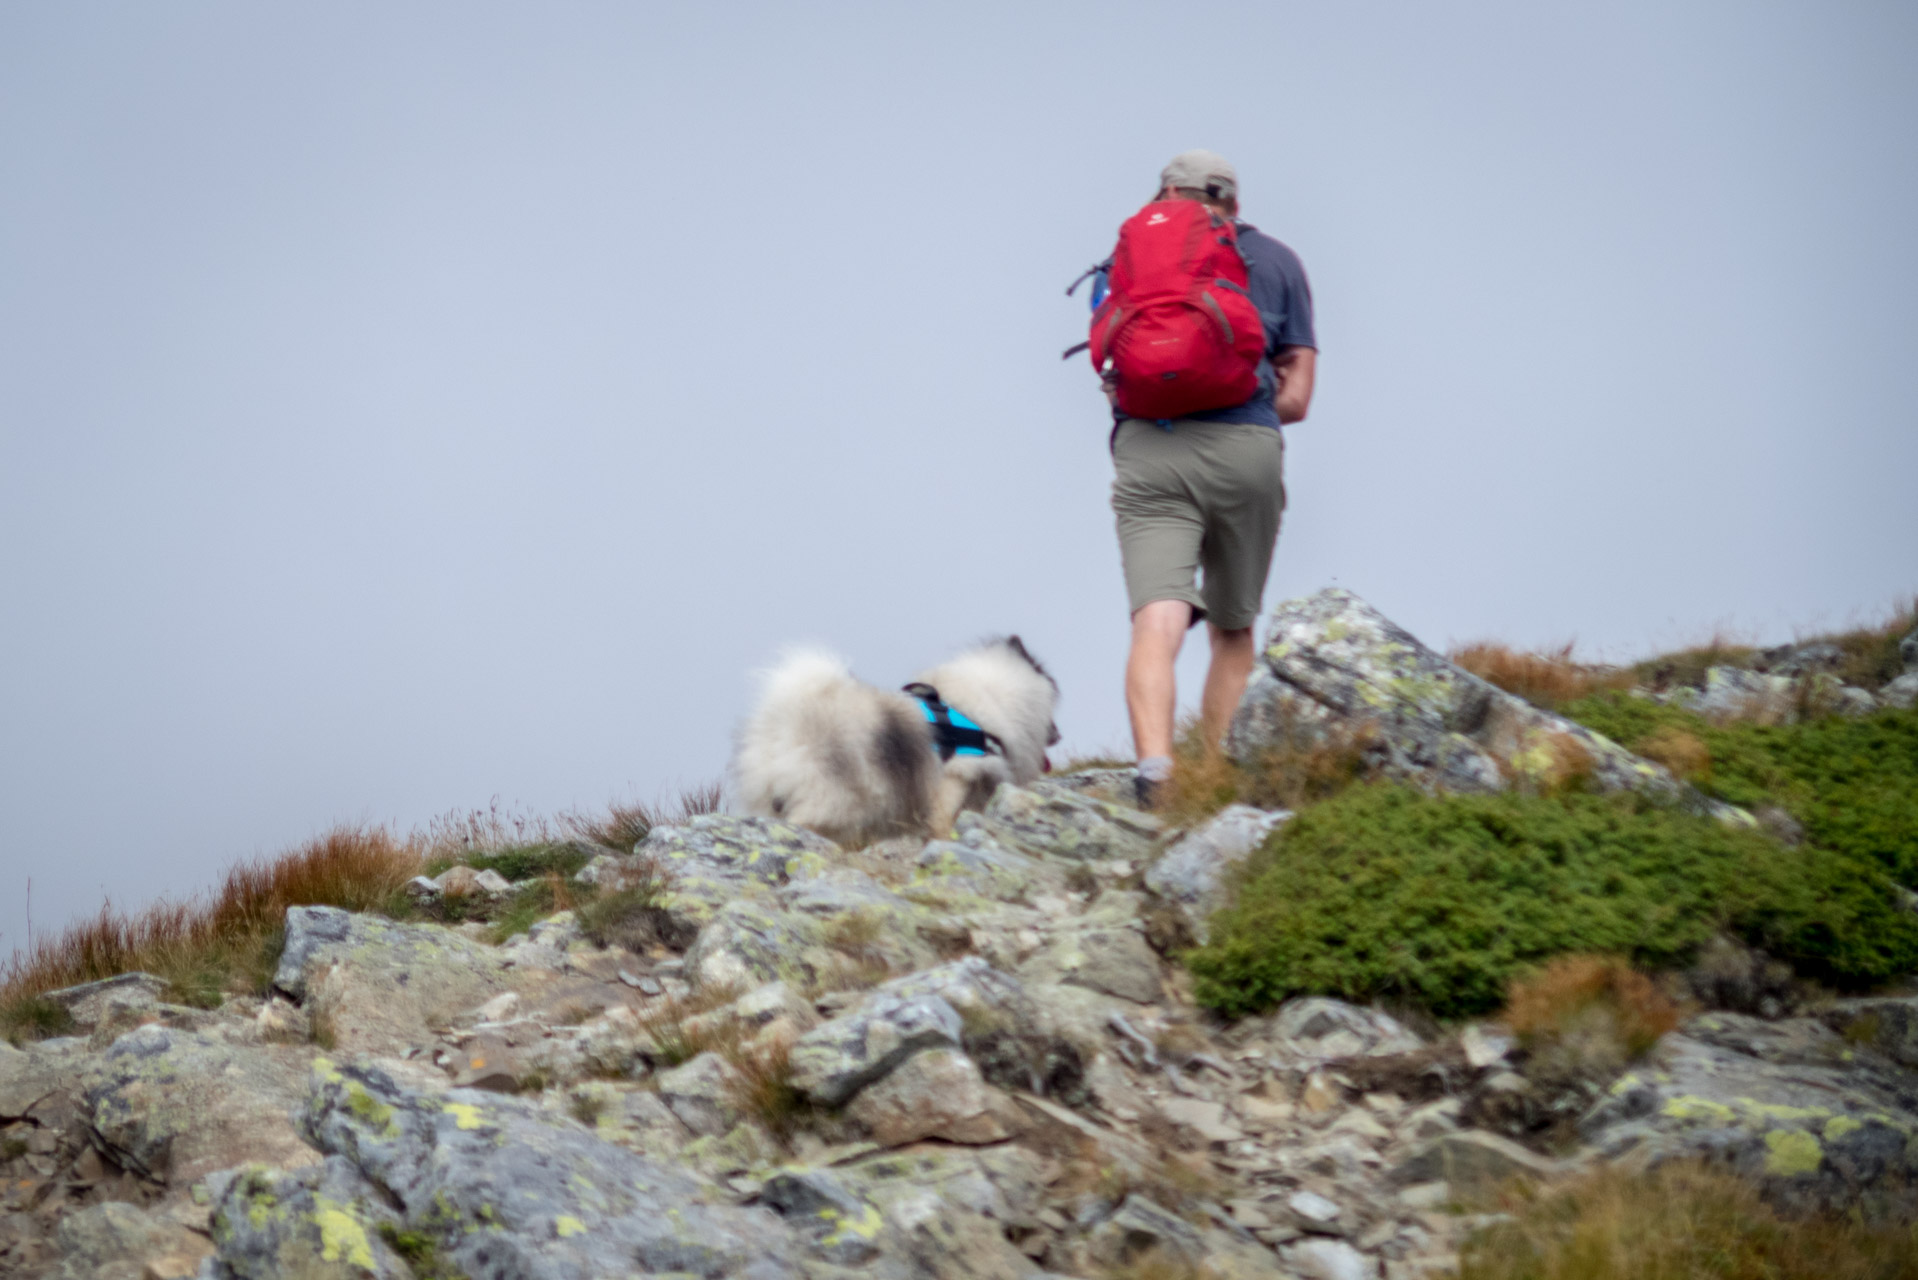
top-left (1274, 345), bottom-right (1316, 424)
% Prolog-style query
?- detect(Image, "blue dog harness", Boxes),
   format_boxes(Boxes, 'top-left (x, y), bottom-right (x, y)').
top-left (902, 683), bottom-right (1004, 762)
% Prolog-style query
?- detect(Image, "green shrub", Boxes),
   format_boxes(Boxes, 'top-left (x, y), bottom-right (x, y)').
top-left (1564, 696), bottom-right (1918, 888)
top-left (1187, 785), bottom-right (1918, 1019)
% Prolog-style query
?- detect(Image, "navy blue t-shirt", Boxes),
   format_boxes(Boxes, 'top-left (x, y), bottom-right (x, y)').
top-left (1114, 220), bottom-right (1317, 430)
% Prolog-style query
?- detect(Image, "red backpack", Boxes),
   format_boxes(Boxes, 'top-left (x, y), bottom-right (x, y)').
top-left (1086, 200), bottom-right (1265, 420)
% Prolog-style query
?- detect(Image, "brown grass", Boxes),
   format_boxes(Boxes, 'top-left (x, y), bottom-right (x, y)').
top-left (1460, 1161), bottom-right (1918, 1280)
top-left (724, 1033), bottom-right (814, 1140)
top-left (1786, 597), bottom-right (1918, 693)
top-left (2, 826), bottom-right (421, 1037)
top-left (1635, 632), bottom-right (1758, 693)
top-left (1154, 713), bottom-right (1375, 826)
top-left (563, 782), bottom-right (725, 854)
top-left (1505, 954), bottom-right (1679, 1079)
top-left (1636, 726), bottom-right (1711, 782)
top-left (1451, 642), bottom-right (1635, 710)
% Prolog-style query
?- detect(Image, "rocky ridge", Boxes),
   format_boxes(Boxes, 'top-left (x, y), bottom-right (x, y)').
top-left (4, 588), bottom-right (1916, 1278)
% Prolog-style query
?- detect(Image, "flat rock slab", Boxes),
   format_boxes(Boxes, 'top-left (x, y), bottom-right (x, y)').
top-left (83, 1025), bottom-right (317, 1185)
top-left (275, 905), bottom-right (517, 1056)
top-left (643, 814), bottom-right (839, 934)
top-left (299, 1058), bottom-right (800, 1280)
top-left (38, 973), bottom-right (170, 1032)
top-left (960, 783), bottom-right (1164, 864)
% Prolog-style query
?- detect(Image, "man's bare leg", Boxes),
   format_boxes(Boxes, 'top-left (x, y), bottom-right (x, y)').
top-left (1199, 623), bottom-right (1257, 750)
top-left (1126, 599), bottom-right (1193, 766)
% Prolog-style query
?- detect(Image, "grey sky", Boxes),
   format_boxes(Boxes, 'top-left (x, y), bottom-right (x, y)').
top-left (4, 2), bottom-right (1914, 957)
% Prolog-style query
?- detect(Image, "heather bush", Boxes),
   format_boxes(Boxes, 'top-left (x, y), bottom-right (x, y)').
top-left (1187, 785), bottom-right (1918, 1019)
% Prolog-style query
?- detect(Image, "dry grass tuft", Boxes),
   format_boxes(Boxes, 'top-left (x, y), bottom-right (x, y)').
top-left (1636, 632), bottom-right (1758, 693)
top-left (1460, 1160), bottom-right (1918, 1280)
top-left (1636, 725), bottom-right (1712, 782)
top-left (1154, 712), bottom-right (1375, 827)
top-left (2, 825), bottom-right (421, 1037)
top-left (725, 1032), bottom-right (814, 1140)
top-left (1505, 954), bottom-right (1678, 1080)
top-left (1452, 642), bottom-right (1634, 710)
top-left (1096, 1247), bottom-right (1210, 1280)
top-left (564, 782), bottom-right (724, 854)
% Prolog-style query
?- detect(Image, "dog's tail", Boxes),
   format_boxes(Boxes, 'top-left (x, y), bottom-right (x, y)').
top-left (753, 648), bottom-right (859, 708)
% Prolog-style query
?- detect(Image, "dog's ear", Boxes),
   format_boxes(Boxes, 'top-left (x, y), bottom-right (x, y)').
top-left (1003, 635), bottom-right (1057, 689)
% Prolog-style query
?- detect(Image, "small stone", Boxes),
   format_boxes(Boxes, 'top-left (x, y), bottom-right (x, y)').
top-left (1158, 1097), bottom-right (1246, 1145)
top-left (617, 970), bottom-right (663, 995)
top-left (656, 1052), bottom-right (742, 1137)
top-left (1390, 1130), bottom-right (1561, 1190)
top-left (1286, 1236), bottom-right (1375, 1280)
top-left (472, 868), bottom-right (513, 896)
top-left (474, 992), bottom-right (520, 1023)
top-left (1300, 1070), bottom-right (1341, 1114)
top-left (1227, 1198), bottom-right (1273, 1230)
top-left (1399, 1098), bottom-right (1461, 1142)
top-left (1287, 1189), bottom-right (1345, 1234)
top-left (404, 875), bottom-right (441, 902)
top-left (846, 1048), bottom-right (1015, 1146)
top-left (451, 1032), bottom-right (521, 1092)
top-left (1362, 1092), bottom-right (1404, 1118)
top-left (1459, 1023), bottom-right (1512, 1069)
top-left (1235, 1094), bottom-right (1295, 1126)
top-left (1330, 1109), bottom-right (1392, 1141)
top-left (1397, 1181), bottom-right (1450, 1211)
top-left (435, 864), bottom-right (482, 897)
top-left (1482, 1071), bottom-right (1530, 1095)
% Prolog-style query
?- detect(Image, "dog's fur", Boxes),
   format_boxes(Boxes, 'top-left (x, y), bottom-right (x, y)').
top-left (733, 636), bottom-right (1060, 847)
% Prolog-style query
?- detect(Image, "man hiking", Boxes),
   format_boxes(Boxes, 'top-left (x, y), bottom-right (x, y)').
top-left (1087, 149), bottom-right (1317, 806)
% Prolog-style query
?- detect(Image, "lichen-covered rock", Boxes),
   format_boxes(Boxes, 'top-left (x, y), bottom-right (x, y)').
top-left (1882, 670), bottom-right (1918, 711)
top-left (960, 782), bottom-right (1164, 864)
top-left (38, 972), bottom-right (170, 1033)
top-left (644, 814), bottom-right (838, 934)
top-left (655, 1050), bottom-right (742, 1137)
top-left (205, 1156), bottom-right (407, 1280)
top-left (789, 992), bottom-right (963, 1108)
top-left (83, 1025), bottom-right (316, 1184)
top-left (1262, 998), bottom-right (1425, 1062)
top-left (1824, 995), bottom-right (1918, 1069)
top-left (761, 1167), bottom-right (888, 1266)
top-left (301, 1058), bottom-right (799, 1278)
top-left (1578, 1010), bottom-right (1918, 1213)
top-left (847, 1047), bottom-right (1019, 1146)
top-left (1387, 1129), bottom-right (1561, 1190)
top-left (1018, 901), bottom-right (1163, 1006)
top-left (1144, 805), bottom-right (1291, 944)
top-left (1227, 589), bottom-right (1747, 822)
top-left (790, 957), bottom-right (1041, 1107)
top-left (275, 905), bottom-right (516, 1056)
top-left (49, 1199), bottom-right (212, 1280)
top-left (914, 834), bottom-right (1052, 904)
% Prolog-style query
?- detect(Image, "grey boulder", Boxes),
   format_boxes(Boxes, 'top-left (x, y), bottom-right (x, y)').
top-left (300, 1057), bottom-right (799, 1279)
top-left (1144, 804), bottom-right (1291, 943)
top-left (206, 1155), bottom-right (408, 1280)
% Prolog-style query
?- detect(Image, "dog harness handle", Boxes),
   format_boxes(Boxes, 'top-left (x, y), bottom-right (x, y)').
top-left (902, 683), bottom-right (1004, 761)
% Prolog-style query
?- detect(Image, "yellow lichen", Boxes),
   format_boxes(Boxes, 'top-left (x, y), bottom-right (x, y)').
top-left (1763, 1128), bottom-right (1822, 1176)
top-left (554, 1214), bottom-right (588, 1238)
top-left (1661, 1096), bottom-right (1736, 1126)
top-left (442, 1102), bottom-right (487, 1130)
top-left (313, 1198), bottom-right (376, 1268)
top-left (820, 1204), bottom-right (884, 1245)
top-left (1824, 1115), bottom-right (1864, 1142)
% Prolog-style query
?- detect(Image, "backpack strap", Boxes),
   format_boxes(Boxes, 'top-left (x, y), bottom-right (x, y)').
top-left (902, 683), bottom-right (1004, 762)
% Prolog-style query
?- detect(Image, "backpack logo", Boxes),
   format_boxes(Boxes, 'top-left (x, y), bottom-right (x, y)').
top-left (1145, 212), bottom-right (1169, 225)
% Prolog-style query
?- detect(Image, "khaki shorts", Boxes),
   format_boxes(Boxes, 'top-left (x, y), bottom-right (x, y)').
top-left (1111, 417), bottom-right (1286, 631)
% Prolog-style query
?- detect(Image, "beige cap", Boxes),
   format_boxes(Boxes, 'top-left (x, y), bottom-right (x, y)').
top-left (1159, 149), bottom-right (1238, 201)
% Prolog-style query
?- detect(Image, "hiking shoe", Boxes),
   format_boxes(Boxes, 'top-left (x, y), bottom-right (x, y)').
top-left (1133, 772), bottom-right (1163, 811)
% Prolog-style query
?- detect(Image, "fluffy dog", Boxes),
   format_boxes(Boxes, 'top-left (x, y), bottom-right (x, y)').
top-left (733, 636), bottom-right (1060, 847)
